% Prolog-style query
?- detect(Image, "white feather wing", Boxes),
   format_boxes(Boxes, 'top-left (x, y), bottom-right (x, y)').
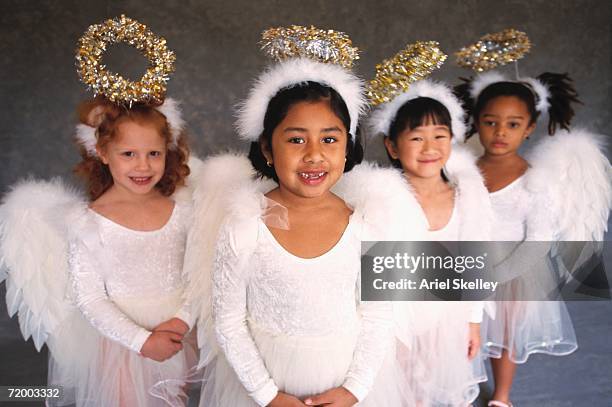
top-left (526, 129), bottom-right (612, 241)
top-left (332, 161), bottom-right (428, 241)
top-left (181, 153), bottom-right (256, 367)
top-left (0, 178), bottom-right (85, 351)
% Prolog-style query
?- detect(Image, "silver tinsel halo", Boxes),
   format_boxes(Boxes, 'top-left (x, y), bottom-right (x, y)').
top-left (455, 28), bottom-right (531, 72)
top-left (260, 25), bottom-right (359, 68)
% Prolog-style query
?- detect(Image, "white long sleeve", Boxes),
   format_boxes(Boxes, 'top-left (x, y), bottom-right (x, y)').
top-left (68, 202), bottom-right (191, 353)
top-left (68, 239), bottom-right (151, 353)
top-left (343, 296), bottom-right (393, 401)
top-left (212, 219), bottom-right (278, 406)
top-left (212, 211), bottom-right (394, 405)
top-left (173, 301), bottom-right (194, 330)
top-left (467, 301), bottom-right (485, 323)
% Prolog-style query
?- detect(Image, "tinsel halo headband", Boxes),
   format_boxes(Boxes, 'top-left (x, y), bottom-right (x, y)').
top-left (367, 41), bottom-right (467, 142)
top-left (236, 25), bottom-right (366, 141)
top-left (74, 15), bottom-right (185, 156)
top-left (455, 28), bottom-right (531, 73)
top-left (455, 29), bottom-right (550, 114)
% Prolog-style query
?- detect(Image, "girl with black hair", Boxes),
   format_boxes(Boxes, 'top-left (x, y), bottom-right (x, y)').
top-left (369, 76), bottom-right (494, 407)
top-left (454, 71), bottom-right (611, 407)
top-left (198, 27), bottom-right (413, 407)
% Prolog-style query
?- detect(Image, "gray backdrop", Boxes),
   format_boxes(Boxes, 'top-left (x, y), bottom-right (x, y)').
top-left (1, 0), bottom-right (610, 190)
top-left (1, 1), bottom-right (612, 405)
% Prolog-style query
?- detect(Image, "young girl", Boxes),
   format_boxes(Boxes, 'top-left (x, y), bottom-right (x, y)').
top-left (0, 17), bottom-right (198, 406)
top-left (69, 96), bottom-right (196, 406)
top-left (370, 74), bottom-right (493, 406)
top-left (455, 71), bottom-right (611, 407)
top-left (0, 95), bottom-right (197, 407)
top-left (199, 26), bottom-right (412, 407)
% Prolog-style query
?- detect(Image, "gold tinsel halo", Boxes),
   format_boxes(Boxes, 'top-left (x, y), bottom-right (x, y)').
top-left (366, 41), bottom-right (447, 106)
top-left (75, 15), bottom-right (176, 105)
top-left (260, 25), bottom-right (359, 68)
top-left (455, 28), bottom-right (531, 72)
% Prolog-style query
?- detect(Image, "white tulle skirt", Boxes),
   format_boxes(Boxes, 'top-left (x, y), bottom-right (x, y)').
top-left (395, 302), bottom-right (487, 407)
top-left (200, 320), bottom-right (412, 406)
top-left (482, 299), bottom-right (577, 363)
top-left (483, 245), bottom-right (578, 363)
top-left (47, 289), bottom-right (197, 407)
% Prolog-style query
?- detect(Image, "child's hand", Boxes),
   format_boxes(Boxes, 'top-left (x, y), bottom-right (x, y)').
top-left (303, 387), bottom-right (358, 406)
top-left (140, 331), bottom-right (183, 362)
top-left (268, 392), bottom-right (307, 406)
top-left (153, 317), bottom-right (189, 336)
top-left (468, 322), bottom-right (481, 360)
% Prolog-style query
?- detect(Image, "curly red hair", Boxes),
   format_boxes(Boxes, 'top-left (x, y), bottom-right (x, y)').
top-left (74, 96), bottom-right (190, 201)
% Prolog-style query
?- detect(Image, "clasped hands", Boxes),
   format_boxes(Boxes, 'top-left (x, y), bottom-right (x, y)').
top-left (268, 387), bottom-right (358, 407)
top-left (140, 317), bottom-right (189, 362)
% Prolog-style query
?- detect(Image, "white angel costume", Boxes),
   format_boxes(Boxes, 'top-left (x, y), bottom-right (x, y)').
top-left (482, 129), bottom-right (612, 363)
top-left (196, 158), bottom-right (415, 407)
top-left (454, 71), bottom-right (612, 363)
top-left (368, 77), bottom-right (493, 406)
top-left (0, 164), bottom-right (203, 406)
top-left (1, 14), bottom-right (208, 405)
top-left (183, 24), bottom-right (416, 405)
top-left (390, 147), bottom-right (494, 407)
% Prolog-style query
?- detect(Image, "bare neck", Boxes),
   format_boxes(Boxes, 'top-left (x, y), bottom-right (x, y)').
top-left (405, 173), bottom-right (450, 198)
top-left (266, 188), bottom-right (338, 213)
top-left (479, 151), bottom-right (525, 167)
top-left (94, 185), bottom-right (162, 206)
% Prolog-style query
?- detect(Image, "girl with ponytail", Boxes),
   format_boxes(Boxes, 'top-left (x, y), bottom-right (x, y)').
top-left (454, 71), bottom-right (610, 407)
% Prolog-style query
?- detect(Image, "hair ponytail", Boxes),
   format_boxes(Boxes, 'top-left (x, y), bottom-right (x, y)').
top-left (453, 78), bottom-right (478, 139)
top-left (536, 72), bottom-right (581, 135)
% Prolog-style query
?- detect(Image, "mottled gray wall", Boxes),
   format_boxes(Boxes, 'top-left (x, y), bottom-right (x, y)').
top-left (1, 0), bottom-right (611, 395)
top-left (1, 0), bottom-right (610, 191)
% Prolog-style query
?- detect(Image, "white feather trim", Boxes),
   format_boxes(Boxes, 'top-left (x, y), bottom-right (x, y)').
top-left (469, 71), bottom-right (551, 114)
top-left (519, 77), bottom-right (551, 113)
top-left (215, 159), bottom-right (430, 241)
top-left (236, 57), bottom-right (366, 141)
top-left (444, 146), bottom-right (493, 240)
top-left (444, 145), bottom-right (482, 185)
top-left (368, 80), bottom-right (467, 143)
top-left (525, 128), bottom-right (612, 241)
top-left (156, 97), bottom-right (185, 149)
top-left (75, 124), bottom-right (97, 157)
top-left (172, 156), bottom-right (204, 205)
top-left (468, 71), bottom-right (508, 102)
top-left (332, 162), bottom-right (429, 240)
top-left (74, 97), bottom-right (186, 157)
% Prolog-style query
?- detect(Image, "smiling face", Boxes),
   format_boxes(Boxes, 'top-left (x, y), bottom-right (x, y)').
top-left (262, 99), bottom-right (348, 199)
top-left (477, 95), bottom-right (536, 157)
top-left (385, 121), bottom-right (452, 180)
top-left (97, 119), bottom-right (167, 197)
